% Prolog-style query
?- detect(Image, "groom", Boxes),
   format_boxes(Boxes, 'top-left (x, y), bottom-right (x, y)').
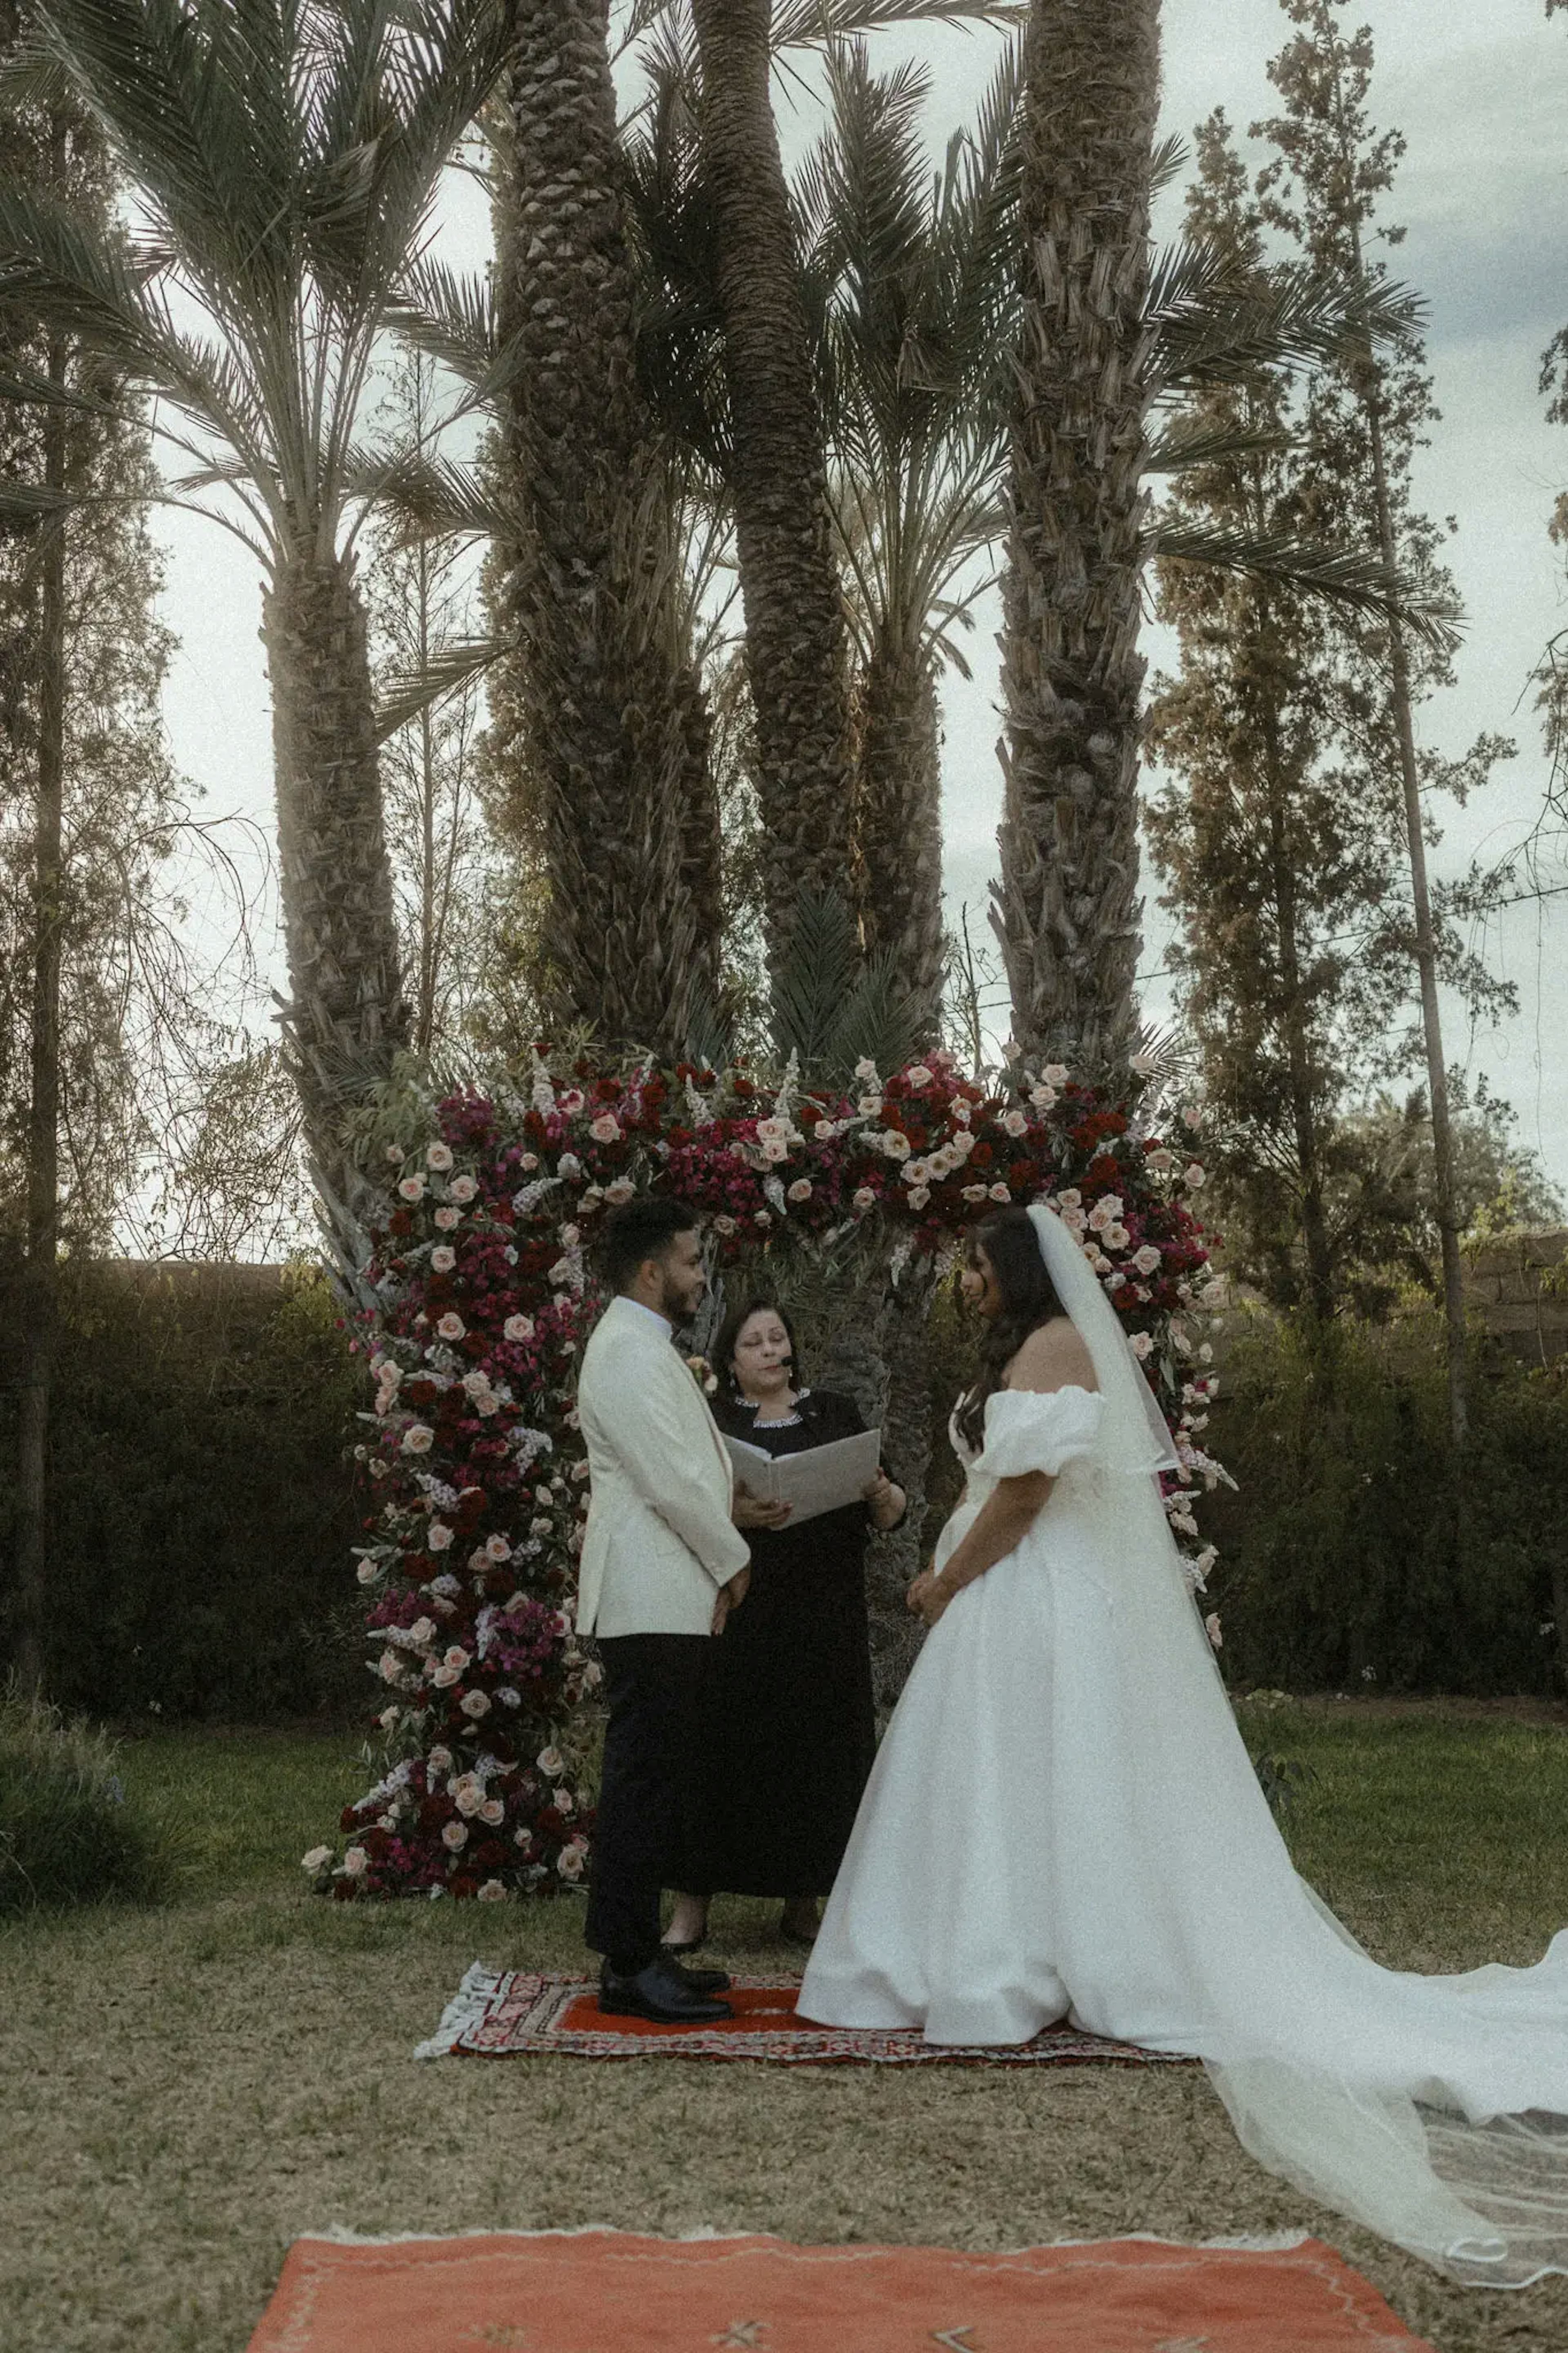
top-left (576, 1195), bottom-right (751, 2023)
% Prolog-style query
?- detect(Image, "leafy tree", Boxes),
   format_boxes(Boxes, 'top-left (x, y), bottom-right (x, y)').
top-left (1253, 0), bottom-right (1492, 1439)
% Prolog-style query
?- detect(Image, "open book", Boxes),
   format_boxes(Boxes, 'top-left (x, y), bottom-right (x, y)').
top-left (723, 1426), bottom-right (882, 1528)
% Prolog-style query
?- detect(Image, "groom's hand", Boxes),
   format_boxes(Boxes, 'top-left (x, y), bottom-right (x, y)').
top-left (712, 1563), bottom-right (751, 1634)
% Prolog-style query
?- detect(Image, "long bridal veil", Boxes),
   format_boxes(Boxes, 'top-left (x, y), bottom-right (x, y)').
top-left (1028, 1202), bottom-right (1568, 2289)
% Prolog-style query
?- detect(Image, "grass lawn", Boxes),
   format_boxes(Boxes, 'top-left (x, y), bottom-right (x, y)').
top-left (5, 1702), bottom-right (1568, 2352)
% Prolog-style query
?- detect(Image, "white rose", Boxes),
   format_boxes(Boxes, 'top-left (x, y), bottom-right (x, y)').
top-left (503, 1315), bottom-right (535, 1343)
top-left (761, 1137), bottom-right (788, 1163)
top-left (443, 1646), bottom-right (470, 1673)
top-left (853, 1187), bottom-right (877, 1212)
top-left (1029, 1085), bottom-right (1058, 1111)
top-left (430, 1245), bottom-right (457, 1273)
top-left (536, 1745), bottom-right (565, 1778)
top-left (880, 1131), bottom-right (911, 1161)
top-left (356, 1560), bottom-right (379, 1585)
top-left (480, 1798), bottom-right (505, 1827)
top-left (1103, 1223), bottom-right (1131, 1251)
top-left (454, 1781), bottom-right (485, 1817)
top-left (428, 1522), bottom-right (454, 1551)
top-left (1001, 1108), bottom-right (1029, 1138)
top-left (377, 1649), bottom-right (403, 1682)
top-left (397, 1174), bottom-right (425, 1202)
top-left (485, 1534), bottom-right (512, 1561)
top-left (409, 1616), bottom-right (436, 1648)
top-left (1180, 1103), bottom-right (1204, 1129)
top-left (905, 1065), bottom-right (933, 1088)
top-left (755, 1117), bottom-right (788, 1142)
top-left (301, 1845), bottom-right (332, 1872)
top-left (1129, 1332), bottom-right (1155, 1361)
top-left (713, 1214), bottom-right (737, 1236)
top-left (1129, 1051), bottom-right (1158, 1077)
top-left (341, 1846), bottom-right (370, 1877)
top-left (604, 1178), bottom-right (635, 1206)
top-left (962, 1184), bottom-right (989, 1203)
top-left (461, 1371), bottom-right (492, 1400)
top-left (988, 1182), bottom-right (1011, 1203)
top-left (813, 1120), bottom-right (836, 1141)
top-left (449, 1174), bottom-right (478, 1204)
top-left (589, 1113), bottom-right (621, 1144)
top-left (426, 1142), bottom-right (454, 1171)
top-left (437, 1312), bottom-right (466, 1341)
top-left (1205, 1613), bottom-right (1223, 1652)
top-left (854, 1058), bottom-right (880, 1081)
top-left (1145, 1148), bottom-right (1173, 1173)
top-left (477, 1878), bottom-right (508, 1902)
top-left (1042, 1064), bottom-right (1069, 1086)
top-left (1184, 1163), bottom-right (1207, 1189)
top-left (908, 1187), bottom-right (931, 1211)
top-left (378, 1703), bottom-right (399, 1731)
top-left (430, 1664), bottom-right (459, 1687)
top-left (557, 1844), bottom-right (586, 1881)
top-left (857, 1095), bottom-right (883, 1118)
top-left (460, 1689), bottom-right (491, 1718)
top-left (786, 1178), bottom-right (812, 1203)
top-left (441, 1820), bottom-right (468, 1851)
top-left (428, 1746), bottom-right (453, 1773)
top-left (1133, 1245), bottom-right (1162, 1275)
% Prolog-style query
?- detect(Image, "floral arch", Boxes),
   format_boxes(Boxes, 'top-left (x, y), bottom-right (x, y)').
top-left (306, 1047), bottom-right (1222, 1901)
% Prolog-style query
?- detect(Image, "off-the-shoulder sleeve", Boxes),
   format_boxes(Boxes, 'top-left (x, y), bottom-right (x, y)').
top-left (976, 1385), bottom-right (1104, 1479)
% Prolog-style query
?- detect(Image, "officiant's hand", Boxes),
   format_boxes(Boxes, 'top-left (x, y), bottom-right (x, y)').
top-left (862, 1470), bottom-right (905, 1530)
top-left (732, 1484), bottom-right (792, 1530)
top-left (712, 1563), bottom-right (751, 1635)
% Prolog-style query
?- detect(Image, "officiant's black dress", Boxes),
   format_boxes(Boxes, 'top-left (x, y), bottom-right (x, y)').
top-left (689, 1388), bottom-right (884, 1898)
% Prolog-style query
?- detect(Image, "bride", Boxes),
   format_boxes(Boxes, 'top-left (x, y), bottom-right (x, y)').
top-left (798, 1201), bottom-right (1568, 2288)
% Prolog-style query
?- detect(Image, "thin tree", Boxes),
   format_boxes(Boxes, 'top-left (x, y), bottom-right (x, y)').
top-left (0, 0), bottom-right (514, 1203)
top-left (1257, 0), bottom-right (1473, 1441)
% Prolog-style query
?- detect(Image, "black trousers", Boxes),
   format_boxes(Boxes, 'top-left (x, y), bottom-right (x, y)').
top-left (584, 1632), bottom-right (708, 1976)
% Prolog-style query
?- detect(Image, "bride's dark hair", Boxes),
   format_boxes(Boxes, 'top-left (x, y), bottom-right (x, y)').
top-left (954, 1206), bottom-right (1067, 1453)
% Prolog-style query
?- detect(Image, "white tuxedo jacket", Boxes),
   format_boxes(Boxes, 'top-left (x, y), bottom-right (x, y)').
top-left (575, 1294), bottom-right (751, 1637)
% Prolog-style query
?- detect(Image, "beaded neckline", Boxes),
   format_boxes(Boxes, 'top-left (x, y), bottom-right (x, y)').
top-left (738, 1385), bottom-right (813, 1431)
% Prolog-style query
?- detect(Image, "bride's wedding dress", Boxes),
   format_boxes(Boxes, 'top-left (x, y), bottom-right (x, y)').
top-left (798, 1204), bottom-right (1568, 2287)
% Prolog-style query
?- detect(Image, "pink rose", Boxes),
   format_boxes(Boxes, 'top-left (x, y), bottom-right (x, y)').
top-left (341, 1846), bottom-right (369, 1876)
top-left (557, 1843), bottom-right (586, 1881)
top-left (449, 1174), bottom-right (478, 1204)
top-left (590, 1113), bottom-right (621, 1144)
top-left (480, 1799), bottom-right (505, 1827)
top-left (430, 1245), bottom-right (456, 1273)
top-left (786, 1179), bottom-right (812, 1203)
top-left (441, 1820), bottom-right (468, 1851)
top-left (485, 1533), bottom-right (512, 1561)
top-left (434, 1206), bottom-right (460, 1232)
top-left (397, 1174), bottom-right (425, 1202)
top-left (428, 1523), bottom-right (454, 1551)
top-left (989, 1182), bottom-right (1011, 1203)
top-left (503, 1314), bottom-right (535, 1343)
top-left (425, 1142), bottom-right (454, 1172)
top-left (437, 1312), bottom-right (466, 1341)
top-left (443, 1646), bottom-right (470, 1673)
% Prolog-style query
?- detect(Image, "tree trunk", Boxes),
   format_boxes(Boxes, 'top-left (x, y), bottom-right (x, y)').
top-left (853, 638), bottom-right (945, 1044)
top-left (263, 550), bottom-right (408, 1204)
top-left (12, 329), bottom-right (67, 1696)
top-left (992, 0), bottom-right (1161, 1076)
top-left (492, 0), bottom-right (721, 1051)
top-left (690, 0), bottom-right (856, 981)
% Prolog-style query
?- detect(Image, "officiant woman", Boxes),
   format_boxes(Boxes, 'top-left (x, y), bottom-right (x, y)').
top-left (662, 1299), bottom-right (906, 1953)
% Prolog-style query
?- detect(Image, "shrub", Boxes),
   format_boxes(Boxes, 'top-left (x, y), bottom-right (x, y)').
top-left (0, 1680), bottom-right (177, 1911)
top-left (0, 1258), bottom-right (363, 1722)
top-left (1204, 1305), bottom-right (1568, 1695)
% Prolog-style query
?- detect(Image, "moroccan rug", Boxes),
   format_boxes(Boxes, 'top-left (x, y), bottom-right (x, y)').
top-left (415, 1965), bottom-right (1199, 2066)
top-left (246, 2229), bottom-right (1437, 2352)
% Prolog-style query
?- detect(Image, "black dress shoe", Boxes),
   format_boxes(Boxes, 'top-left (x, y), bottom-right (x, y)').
top-left (597, 1959), bottom-right (733, 2023)
top-left (669, 1962), bottom-right (731, 1995)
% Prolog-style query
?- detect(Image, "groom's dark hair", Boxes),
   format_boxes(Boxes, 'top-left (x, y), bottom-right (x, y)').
top-left (600, 1195), bottom-right (700, 1294)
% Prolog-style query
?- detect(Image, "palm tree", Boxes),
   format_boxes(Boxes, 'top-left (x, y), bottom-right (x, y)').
top-left (0, 0), bottom-right (512, 1197)
top-left (485, 0), bottom-right (723, 1052)
top-left (798, 40), bottom-right (1022, 1039)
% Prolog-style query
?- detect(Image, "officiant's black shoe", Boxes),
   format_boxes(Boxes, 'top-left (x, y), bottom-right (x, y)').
top-left (597, 1959), bottom-right (733, 2024)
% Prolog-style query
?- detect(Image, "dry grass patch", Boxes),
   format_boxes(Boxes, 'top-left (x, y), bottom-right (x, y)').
top-left (4, 1708), bottom-right (1568, 2352)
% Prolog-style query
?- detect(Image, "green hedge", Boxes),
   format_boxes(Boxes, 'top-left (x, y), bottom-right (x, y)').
top-left (0, 1679), bottom-right (178, 1910)
top-left (0, 1260), bottom-right (364, 1723)
top-left (1203, 1306), bottom-right (1568, 1696)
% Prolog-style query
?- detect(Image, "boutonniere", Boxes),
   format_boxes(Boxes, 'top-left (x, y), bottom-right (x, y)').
top-left (684, 1354), bottom-right (719, 1396)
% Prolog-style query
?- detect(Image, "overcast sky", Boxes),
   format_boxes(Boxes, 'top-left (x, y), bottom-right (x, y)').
top-left (151, 0), bottom-right (1568, 1192)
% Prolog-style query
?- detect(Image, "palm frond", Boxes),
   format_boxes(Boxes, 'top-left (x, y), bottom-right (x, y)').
top-left (1150, 518), bottom-right (1463, 653)
top-left (1152, 252), bottom-right (1425, 392)
top-left (1145, 419), bottom-right (1287, 475)
top-left (389, 258), bottom-right (498, 390)
top-left (374, 635), bottom-right (506, 741)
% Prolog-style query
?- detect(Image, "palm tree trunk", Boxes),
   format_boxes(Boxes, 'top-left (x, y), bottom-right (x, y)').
top-left (853, 638), bottom-right (945, 1044)
top-left (12, 329), bottom-right (67, 1696)
top-left (689, 0), bottom-right (856, 979)
top-left (263, 551), bottom-right (408, 1202)
top-left (492, 0), bottom-right (720, 1051)
top-left (992, 0), bottom-right (1161, 1075)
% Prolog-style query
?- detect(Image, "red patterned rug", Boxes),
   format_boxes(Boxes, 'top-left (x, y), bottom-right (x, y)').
top-left (414, 1965), bottom-right (1199, 2066)
top-left (247, 2230), bottom-right (1436, 2351)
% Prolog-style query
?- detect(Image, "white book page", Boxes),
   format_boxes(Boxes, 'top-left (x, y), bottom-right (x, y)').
top-left (724, 1427), bottom-right (883, 1528)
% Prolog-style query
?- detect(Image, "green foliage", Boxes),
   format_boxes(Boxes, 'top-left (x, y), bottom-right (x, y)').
top-left (768, 888), bottom-right (925, 1084)
top-left (1204, 1306), bottom-right (1568, 1694)
top-left (0, 1259), bottom-right (363, 1722)
top-left (0, 1679), bottom-right (176, 1911)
